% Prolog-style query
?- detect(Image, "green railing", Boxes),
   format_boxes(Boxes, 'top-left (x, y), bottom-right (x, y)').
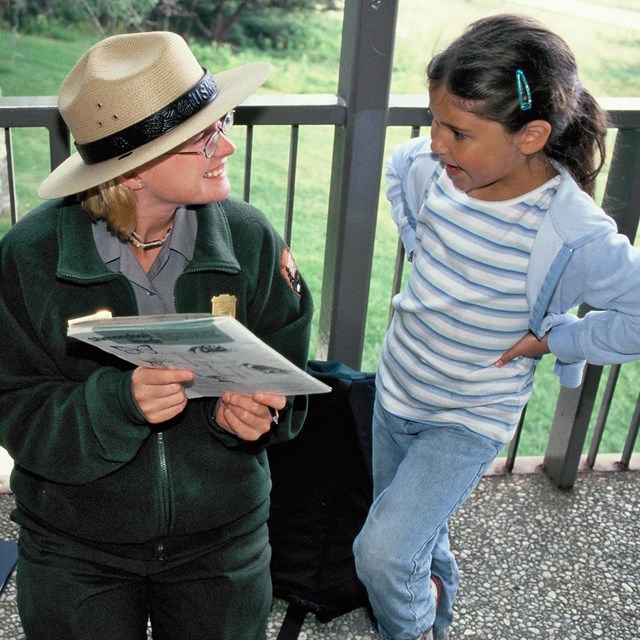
top-left (1, 1), bottom-right (639, 487)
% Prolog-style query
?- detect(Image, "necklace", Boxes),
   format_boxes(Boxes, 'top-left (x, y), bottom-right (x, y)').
top-left (127, 227), bottom-right (172, 251)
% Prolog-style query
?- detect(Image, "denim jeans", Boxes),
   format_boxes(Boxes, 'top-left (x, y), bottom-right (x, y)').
top-left (353, 398), bottom-right (504, 640)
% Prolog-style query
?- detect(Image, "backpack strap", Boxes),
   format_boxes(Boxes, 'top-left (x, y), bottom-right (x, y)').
top-left (276, 602), bottom-right (307, 640)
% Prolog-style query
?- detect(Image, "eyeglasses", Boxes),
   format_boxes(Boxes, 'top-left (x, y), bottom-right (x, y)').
top-left (164, 111), bottom-right (234, 158)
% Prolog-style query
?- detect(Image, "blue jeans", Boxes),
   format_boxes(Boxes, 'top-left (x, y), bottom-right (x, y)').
top-left (353, 398), bottom-right (504, 640)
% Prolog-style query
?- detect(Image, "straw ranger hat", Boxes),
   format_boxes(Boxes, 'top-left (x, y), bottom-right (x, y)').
top-left (39, 31), bottom-right (270, 199)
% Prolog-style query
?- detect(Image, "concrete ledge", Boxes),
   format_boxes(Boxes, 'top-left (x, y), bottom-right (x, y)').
top-left (1, 470), bottom-right (639, 639)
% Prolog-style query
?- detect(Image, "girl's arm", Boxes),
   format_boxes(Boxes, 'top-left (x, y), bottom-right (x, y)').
top-left (548, 232), bottom-right (640, 367)
top-left (385, 137), bottom-right (439, 259)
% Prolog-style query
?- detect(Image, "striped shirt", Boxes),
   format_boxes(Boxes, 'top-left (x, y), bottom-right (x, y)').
top-left (378, 165), bottom-right (560, 442)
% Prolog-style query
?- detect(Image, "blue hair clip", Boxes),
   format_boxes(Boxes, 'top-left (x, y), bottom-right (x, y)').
top-left (516, 69), bottom-right (532, 111)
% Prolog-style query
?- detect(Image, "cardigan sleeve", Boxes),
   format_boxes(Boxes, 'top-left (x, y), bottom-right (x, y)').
top-left (385, 136), bottom-right (441, 261)
top-left (547, 229), bottom-right (640, 371)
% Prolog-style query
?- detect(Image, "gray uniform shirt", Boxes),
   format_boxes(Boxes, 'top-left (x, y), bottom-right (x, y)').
top-left (92, 207), bottom-right (197, 314)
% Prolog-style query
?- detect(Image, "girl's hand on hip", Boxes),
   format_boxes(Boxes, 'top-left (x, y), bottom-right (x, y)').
top-left (496, 331), bottom-right (550, 368)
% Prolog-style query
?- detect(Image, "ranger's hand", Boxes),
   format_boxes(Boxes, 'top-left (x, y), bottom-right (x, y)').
top-left (131, 367), bottom-right (195, 423)
top-left (215, 392), bottom-right (287, 441)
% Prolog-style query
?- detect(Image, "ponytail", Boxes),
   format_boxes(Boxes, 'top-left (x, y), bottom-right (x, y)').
top-left (545, 89), bottom-right (608, 197)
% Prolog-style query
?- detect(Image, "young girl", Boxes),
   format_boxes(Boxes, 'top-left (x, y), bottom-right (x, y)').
top-left (353, 14), bottom-right (640, 640)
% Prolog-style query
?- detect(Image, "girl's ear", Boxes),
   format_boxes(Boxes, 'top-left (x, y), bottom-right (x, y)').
top-left (519, 120), bottom-right (552, 156)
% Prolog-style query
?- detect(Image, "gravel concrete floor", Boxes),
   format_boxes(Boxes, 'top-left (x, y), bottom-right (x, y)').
top-left (1, 470), bottom-right (638, 639)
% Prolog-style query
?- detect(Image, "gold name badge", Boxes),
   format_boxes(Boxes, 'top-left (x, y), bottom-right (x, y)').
top-left (211, 294), bottom-right (237, 318)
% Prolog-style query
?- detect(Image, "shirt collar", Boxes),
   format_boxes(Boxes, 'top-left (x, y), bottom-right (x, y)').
top-left (92, 206), bottom-right (197, 266)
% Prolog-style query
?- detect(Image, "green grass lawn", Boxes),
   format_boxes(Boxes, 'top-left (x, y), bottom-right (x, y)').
top-left (1, 0), bottom-right (639, 456)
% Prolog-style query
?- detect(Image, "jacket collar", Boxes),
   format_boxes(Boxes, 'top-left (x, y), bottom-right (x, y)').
top-left (57, 201), bottom-right (240, 282)
top-left (188, 202), bottom-right (241, 274)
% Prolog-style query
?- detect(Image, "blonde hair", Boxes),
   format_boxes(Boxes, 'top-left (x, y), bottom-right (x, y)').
top-left (79, 179), bottom-right (137, 239)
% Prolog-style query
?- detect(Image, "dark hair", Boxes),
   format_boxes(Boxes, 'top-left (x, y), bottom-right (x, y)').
top-left (426, 14), bottom-right (608, 197)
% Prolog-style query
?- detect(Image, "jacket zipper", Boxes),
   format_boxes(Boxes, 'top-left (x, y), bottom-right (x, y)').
top-left (156, 431), bottom-right (170, 560)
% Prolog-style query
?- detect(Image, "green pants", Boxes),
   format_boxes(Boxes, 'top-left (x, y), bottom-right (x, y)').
top-left (16, 523), bottom-right (272, 640)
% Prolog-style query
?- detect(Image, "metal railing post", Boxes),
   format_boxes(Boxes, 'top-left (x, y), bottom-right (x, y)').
top-left (0, 97), bottom-right (70, 171)
top-left (316, 0), bottom-right (399, 369)
top-left (542, 364), bottom-right (603, 489)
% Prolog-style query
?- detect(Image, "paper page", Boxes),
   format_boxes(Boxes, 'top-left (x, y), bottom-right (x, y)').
top-left (67, 314), bottom-right (330, 397)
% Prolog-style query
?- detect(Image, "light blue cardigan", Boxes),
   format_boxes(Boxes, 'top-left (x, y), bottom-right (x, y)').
top-left (386, 136), bottom-right (640, 388)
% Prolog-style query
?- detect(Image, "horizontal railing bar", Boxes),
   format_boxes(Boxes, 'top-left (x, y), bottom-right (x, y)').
top-left (0, 94), bottom-right (348, 128)
top-left (3, 95), bottom-right (640, 130)
top-left (237, 94), bottom-right (347, 126)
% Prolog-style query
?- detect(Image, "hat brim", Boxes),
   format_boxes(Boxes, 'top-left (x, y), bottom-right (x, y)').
top-left (39, 62), bottom-right (271, 199)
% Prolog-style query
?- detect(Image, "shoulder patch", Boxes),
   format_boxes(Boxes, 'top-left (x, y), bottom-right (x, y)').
top-left (280, 248), bottom-right (302, 298)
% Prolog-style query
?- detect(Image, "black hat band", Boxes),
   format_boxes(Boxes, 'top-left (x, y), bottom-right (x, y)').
top-left (75, 71), bottom-right (218, 165)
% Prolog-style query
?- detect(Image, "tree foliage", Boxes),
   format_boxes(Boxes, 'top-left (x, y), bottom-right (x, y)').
top-left (1, 0), bottom-right (157, 35)
top-left (0, 0), bottom-right (340, 47)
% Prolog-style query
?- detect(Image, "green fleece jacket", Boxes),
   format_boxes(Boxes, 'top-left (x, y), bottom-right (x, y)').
top-left (0, 197), bottom-right (313, 545)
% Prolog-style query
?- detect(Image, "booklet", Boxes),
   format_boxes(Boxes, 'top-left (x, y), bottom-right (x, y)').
top-left (67, 312), bottom-right (330, 398)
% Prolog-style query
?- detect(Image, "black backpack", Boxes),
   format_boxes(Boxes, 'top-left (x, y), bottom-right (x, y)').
top-left (267, 360), bottom-right (376, 639)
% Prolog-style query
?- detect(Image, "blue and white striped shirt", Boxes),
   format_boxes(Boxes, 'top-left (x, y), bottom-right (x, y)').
top-left (378, 164), bottom-right (560, 442)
